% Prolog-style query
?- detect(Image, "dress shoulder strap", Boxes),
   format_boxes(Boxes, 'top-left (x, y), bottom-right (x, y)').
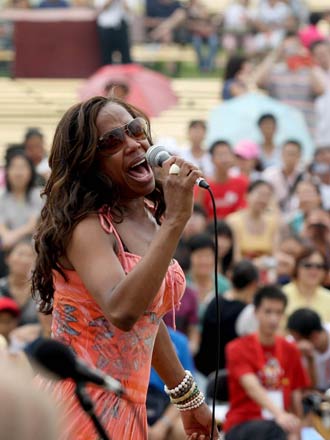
top-left (98, 206), bottom-right (126, 258)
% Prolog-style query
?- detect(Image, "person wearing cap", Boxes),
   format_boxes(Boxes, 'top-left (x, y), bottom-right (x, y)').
top-left (0, 297), bottom-right (20, 342)
top-left (231, 139), bottom-right (262, 182)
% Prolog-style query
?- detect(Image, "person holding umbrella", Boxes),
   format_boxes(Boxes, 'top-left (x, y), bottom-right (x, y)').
top-left (32, 97), bottom-right (218, 440)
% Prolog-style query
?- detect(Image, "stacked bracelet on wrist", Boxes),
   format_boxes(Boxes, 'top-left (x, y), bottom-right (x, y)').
top-left (164, 370), bottom-right (205, 411)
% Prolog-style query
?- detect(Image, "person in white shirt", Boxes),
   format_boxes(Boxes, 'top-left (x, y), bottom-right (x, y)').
top-left (262, 140), bottom-right (304, 215)
top-left (287, 308), bottom-right (330, 391)
top-left (94, 0), bottom-right (131, 65)
top-left (175, 120), bottom-right (214, 179)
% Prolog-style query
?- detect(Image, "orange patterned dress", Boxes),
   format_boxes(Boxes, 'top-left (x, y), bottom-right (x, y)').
top-left (49, 207), bottom-right (186, 440)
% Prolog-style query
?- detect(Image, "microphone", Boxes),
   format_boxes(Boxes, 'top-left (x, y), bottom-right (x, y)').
top-left (30, 339), bottom-right (124, 396)
top-left (146, 145), bottom-right (210, 189)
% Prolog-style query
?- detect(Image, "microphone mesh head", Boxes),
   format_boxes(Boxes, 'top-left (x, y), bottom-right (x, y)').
top-left (146, 145), bottom-right (170, 167)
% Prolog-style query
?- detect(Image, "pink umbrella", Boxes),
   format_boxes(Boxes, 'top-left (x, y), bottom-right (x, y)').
top-left (78, 63), bottom-right (178, 117)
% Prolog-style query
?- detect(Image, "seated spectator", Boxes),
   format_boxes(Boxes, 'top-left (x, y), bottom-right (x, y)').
top-left (23, 128), bottom-right (50, 183)
top-left (262, 139), bottom-right (304, 214)
top-left (0, 297), bottom-right (20, 343)
top-left (182, 203), bottom-right (208, 242)
top-left (222, 0), bottom-right (254, 54)
top-left (254, 31), bottom-right (325, 136)
top-left (283, 247), bottom-right (330, 325)
top-left (310, 40), bottom-right (330, 147)
top-left (144, 0), bottom-right (186, 44)
top-left (309, 147), bottom-right (330, 210)
top-left (301, 208), bottom-right (330, 263)
top-left (186, 233), bottom-right (230, 322)
top-left (195, 260), bottom-right (259, 376)
top-left (288, 178), bottom-right (323, 234)
top-left (0, 151), bottom-right (43, 254)
top-left (288, 308), bottom-right (330, 391)
top-left (0, 239), bottom-right (38, 327)
top-left (185, 0), bottom-right (219, 72)
top-left (0, 152), bottom-right (42, 251)
top-left (232, 139), bottom-right (261, 181)
top-left (221, 55), bottom-right (252, 100)
top-left (227, 180), bottom-right (279, 263)
top-left (147, 327), bottom-right (194, 440)
top-left (257, 113), bottom-right (280, 169)
top-left (175, 120), bottom-right (213, 178)
top-left (207, 220), bottom-right (235, 278)
top-left (224, 285), bottom-right (309, 440)
top-left (38, 0), bottom-right (69, 7)
top-left (196, 140), bottom-right (248, 220)
top-left (275, 234), bottom-right (311, 285)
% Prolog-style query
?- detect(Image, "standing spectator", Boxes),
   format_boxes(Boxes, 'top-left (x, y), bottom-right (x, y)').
top-left (262, 140), bottom-right (304, 214)
top-left (227, 180), bottom-right (279, 261)
top-left (257, 113), bottom-right (280, 168)
top-left (95, 0), bottom-right (132, 65)
top-left (196, 140), bottom-right (248, 220)
top-left (176, 120), bottom-right (213, 178)
top-left (222, 55), bottom-right (252, 100)
top-left (222, 0), bottom-right (254, 54)
top-left (195, 260), bottom-right (259, 376)
top-left (253, 0), bottom-right (293, 54)
top-left (283, 247), bottom-right (330, 325)
top-left (0, 151), bottom-right (42, 253)
top-left (288, 308), bottom-right (330, 391)
top-left (224, 285), bottom-right (309, 440)
top-left (254, 32), bottom-right (325, 136)
top-left (23, 128), bottom-right (50, 183)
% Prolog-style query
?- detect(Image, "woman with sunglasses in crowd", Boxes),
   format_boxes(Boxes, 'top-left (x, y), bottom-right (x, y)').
top-left (32, 97), bottom-right (218, 440)
top-left (283, 247), bottom-right (330, 326)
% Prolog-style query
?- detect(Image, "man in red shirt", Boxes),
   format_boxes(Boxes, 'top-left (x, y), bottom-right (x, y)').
top-left (195, 140), bottom-right (248, 220)
top-left (224, 285), bottom-right (310, 440)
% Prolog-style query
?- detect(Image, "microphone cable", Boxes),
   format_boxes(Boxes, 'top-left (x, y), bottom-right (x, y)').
top-left (206, 186), bottom-right (221, 440)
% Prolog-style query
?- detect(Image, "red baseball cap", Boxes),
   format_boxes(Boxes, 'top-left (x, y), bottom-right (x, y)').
top-left (0, 297), bottom-right (20, 317)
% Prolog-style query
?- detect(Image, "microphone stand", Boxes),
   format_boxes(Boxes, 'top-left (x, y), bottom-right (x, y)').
top-left (75, 383), bottom-right (111, 440)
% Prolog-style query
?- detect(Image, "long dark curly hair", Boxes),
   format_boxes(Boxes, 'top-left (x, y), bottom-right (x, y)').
top-left (32, 96), bottom-right (165, 313)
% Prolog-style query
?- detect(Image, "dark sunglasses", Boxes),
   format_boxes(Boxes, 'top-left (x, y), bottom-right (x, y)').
top-left (97, 117), bottom-right (148, 153)
top-left (300, 262), bottom-right (327, 270)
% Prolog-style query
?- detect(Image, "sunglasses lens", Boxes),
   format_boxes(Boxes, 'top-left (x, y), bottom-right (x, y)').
top-left (128, 118), bottom-right (147, 140)
top-left (98, 128), bottom-right (124, 151)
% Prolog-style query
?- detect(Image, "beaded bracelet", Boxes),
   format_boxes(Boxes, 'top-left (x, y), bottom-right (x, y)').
top-left (164, 370), bottom-right (194, 398)
top-left (170, 383), bottom-right (199, 404)
top-left (176, 393), bottom-right (205, 412)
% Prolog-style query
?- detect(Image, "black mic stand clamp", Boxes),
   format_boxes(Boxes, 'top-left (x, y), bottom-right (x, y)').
top-left (75, 382), bottom-right (111, 440)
